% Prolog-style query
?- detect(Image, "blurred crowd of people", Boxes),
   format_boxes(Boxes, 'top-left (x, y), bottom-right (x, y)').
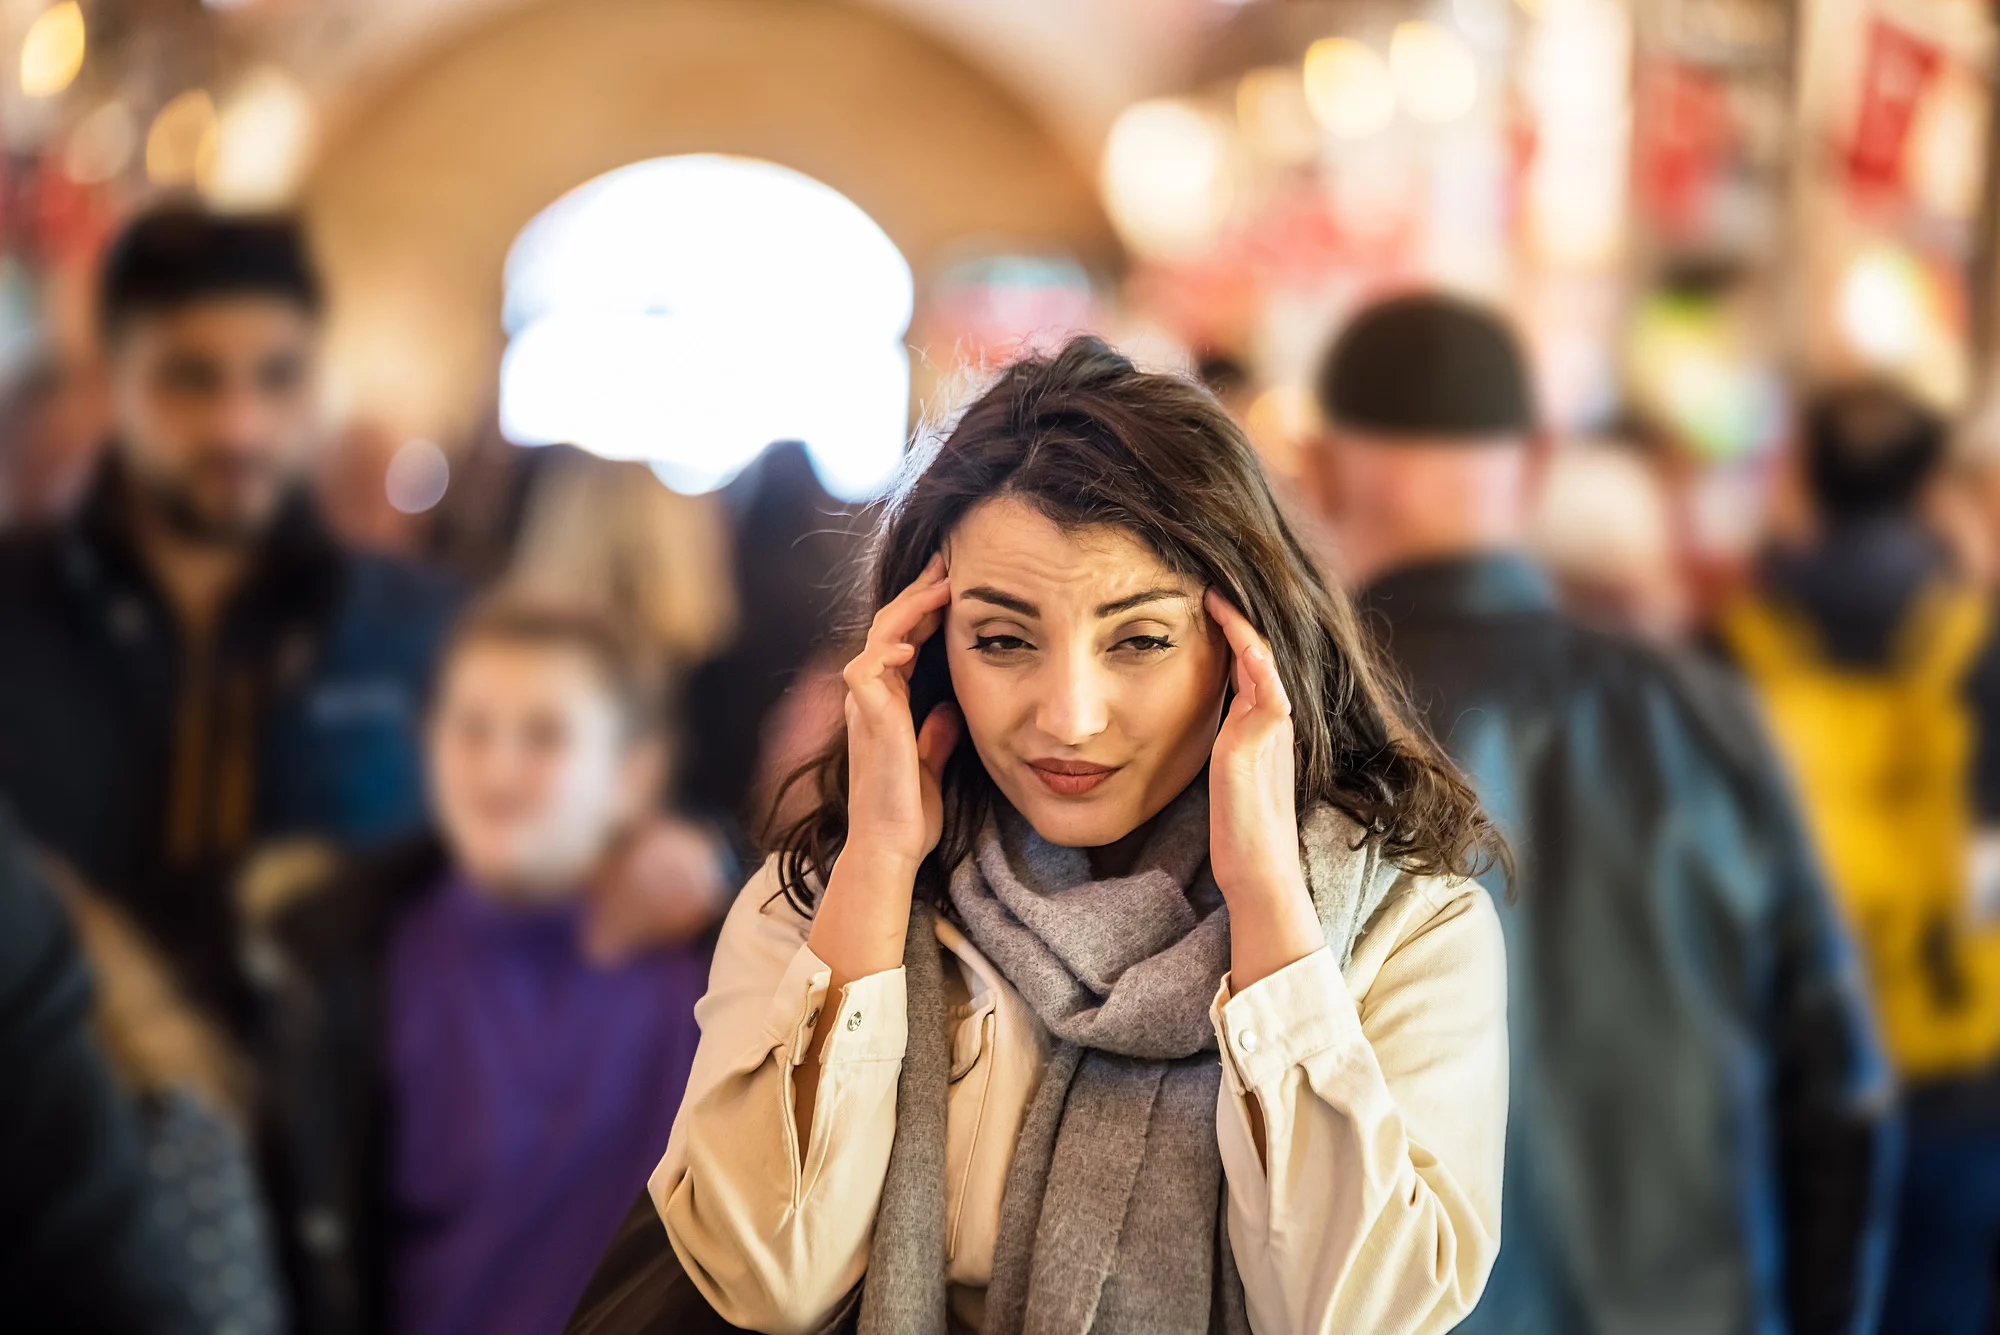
top-left (8, 199), bottom-right (2000, 1335)
top-left (0, 206), bottom-right (856, 1335)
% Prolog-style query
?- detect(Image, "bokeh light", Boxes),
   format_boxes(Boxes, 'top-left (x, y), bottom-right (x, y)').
top-left (1303, 38), bottom-right (1395, 140)
top-left (146, 89), bottom-right (219, 187)
top-left (206, 67), bottom-right (316, 209)
top-left (1839, 245), bottom-right (1928, 365)
top-left (1521, 0), bottom-right (1630, 266)
top-left (20, 2), bottom-right (85, 100)
top-left (1099, 98), bottom-right (1236, 259)
top-left (1389, 21), bottom-right (1479, 124)
top-left (384, 438), bottom-right (451, 515)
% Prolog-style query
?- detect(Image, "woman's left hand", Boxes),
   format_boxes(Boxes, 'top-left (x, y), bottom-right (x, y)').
top-left (1205, 590), bottom-right (1322, 987)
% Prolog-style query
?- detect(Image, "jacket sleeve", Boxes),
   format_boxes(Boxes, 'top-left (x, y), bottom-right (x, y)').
top-left (0, 810), bottom-right (204, 1334)
top-left (1681, 635), bottom-right (1901, 1334)
top-left (651, 862), bottom-right (908, 1335)
top-left (1210, 880), bottom-right (1508, 1335)
top-left (1756, 741), bottom-right (1901, 1335)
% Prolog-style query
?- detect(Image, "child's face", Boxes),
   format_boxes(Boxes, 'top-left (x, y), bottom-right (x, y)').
top-left (428, 639), bottom-right (655, 900)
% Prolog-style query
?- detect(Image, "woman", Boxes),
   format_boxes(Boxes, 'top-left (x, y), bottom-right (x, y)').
top-left (651, 337), bottom-right (1508, 1335)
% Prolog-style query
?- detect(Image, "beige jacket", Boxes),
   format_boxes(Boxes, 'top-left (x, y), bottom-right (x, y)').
top-left (653, 858), bottom-right (1507, 1335)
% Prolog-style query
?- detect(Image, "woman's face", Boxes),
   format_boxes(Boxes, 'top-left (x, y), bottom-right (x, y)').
top-left (944, 496), bottom-right (1230, 849)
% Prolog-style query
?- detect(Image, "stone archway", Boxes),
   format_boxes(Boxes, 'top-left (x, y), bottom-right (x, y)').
top-left (301, 0), bottom-right (1118, 443)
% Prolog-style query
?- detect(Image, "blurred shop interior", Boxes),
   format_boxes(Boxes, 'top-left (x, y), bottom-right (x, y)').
top-left (10, 2), bottom-right (2000, 1331)
top-left (0, 0), bottom-right (1991, 566)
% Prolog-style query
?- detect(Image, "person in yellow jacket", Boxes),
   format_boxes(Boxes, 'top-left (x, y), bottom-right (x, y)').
top-left (1723, 379), bottom-right (2000, 1335)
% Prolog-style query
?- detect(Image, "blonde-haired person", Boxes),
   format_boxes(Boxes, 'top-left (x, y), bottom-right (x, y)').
top-left (262, 599), bottom-right (721, 1335)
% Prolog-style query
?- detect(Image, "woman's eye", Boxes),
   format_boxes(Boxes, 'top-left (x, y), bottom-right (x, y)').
top-left (971, 633), bottom-right (1031, 655)
top-left (1118, 635), bottom-right (1173, 654)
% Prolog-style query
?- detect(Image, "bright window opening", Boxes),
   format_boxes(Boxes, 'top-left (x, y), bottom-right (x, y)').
top-left (499, 154), bottom-right (914, 499)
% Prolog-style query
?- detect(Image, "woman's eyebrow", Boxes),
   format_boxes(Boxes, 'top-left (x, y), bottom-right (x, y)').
top-left (1095, 588), bottom-right (1189, 617)
top-left (958, 585), bottom-right (1188, 618)
top-left (961, 585), bottom-right (1039, 616)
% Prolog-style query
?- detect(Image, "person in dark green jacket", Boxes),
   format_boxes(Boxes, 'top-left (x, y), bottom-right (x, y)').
top-left (1298, 292), bottom-right (1897, 1335)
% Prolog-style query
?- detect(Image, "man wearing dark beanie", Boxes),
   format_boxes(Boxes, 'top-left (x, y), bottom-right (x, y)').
top-left (1302, 291), bottom-right (1896, 1335)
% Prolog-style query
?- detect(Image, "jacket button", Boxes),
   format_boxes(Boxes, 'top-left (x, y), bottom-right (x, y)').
top-left (846, 1011), bottom-right (863, 1032)
top-left (108, 598), bottom-right (147, 644)
top-left (299, 1209), bottom-right (346, 1254)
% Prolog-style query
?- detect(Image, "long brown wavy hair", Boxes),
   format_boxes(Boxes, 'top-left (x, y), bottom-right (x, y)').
top-left (768, 335), bottom-right (1503, 909)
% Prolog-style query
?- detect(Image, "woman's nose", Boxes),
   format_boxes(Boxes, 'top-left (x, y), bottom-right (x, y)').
top-left (1036, 653), bottom-right (1111, 745)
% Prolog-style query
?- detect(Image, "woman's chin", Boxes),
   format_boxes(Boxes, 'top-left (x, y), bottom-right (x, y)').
top-left (1002, 785), bottom-right (1143, 850)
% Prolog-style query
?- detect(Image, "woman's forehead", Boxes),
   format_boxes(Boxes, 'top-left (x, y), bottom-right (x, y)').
top-left (944, 497), bottom-right (1195, 612)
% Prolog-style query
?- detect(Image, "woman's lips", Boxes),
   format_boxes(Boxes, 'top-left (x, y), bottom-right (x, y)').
top-left (1026, 759), bottom-right (1120, 796)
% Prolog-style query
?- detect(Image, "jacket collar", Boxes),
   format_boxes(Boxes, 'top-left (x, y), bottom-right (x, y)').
top-left (1357, 550), bottom-right (1558, 631)
top-left (61, 450), bottom-right (346, 632)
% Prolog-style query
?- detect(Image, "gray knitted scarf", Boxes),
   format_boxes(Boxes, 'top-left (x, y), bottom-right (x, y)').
top-left (852, 780), bottom-right (1396, 1335)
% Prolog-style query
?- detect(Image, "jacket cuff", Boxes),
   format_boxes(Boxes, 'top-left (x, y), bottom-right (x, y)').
top-left (1210, 947), bottom-right (1361, 1096)
top-left (763, 942), bottom-right (907, 1066)
top-left (821, 969), bottom-right (907, 1065)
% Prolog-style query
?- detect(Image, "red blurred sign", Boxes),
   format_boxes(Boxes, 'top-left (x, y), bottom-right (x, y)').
top-left (1129, 177), bottom-right (1421, 350)
top-left (1634, 60), bottom-right (1731, 240)
top-left (1847, 17), bottom-right (1942, 191)
top-left (0, 154), bottom-right (114, 265)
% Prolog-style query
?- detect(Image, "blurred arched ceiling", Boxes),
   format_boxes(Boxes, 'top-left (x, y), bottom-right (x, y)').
top-left (281, 0), bottom-right (1178, 442)
top-left (228, 0), bottom-right (1217, 163)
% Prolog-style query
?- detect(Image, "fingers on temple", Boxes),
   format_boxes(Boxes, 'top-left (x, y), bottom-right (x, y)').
top-left (1246, 640), bottom-right (1291, 716)
top-left (849, 562), bottom-right (951, 706)
top-left (1206, 589), bottom-right (1286, 715)
top-left (873, 559), bottom-right (953, 647)
top-left (910, 602), bottom-right (947, 648)
top-left (1231, 643), bottom-right (1257, 704)
top-left (1204, 587), bottom-right (1254, 647)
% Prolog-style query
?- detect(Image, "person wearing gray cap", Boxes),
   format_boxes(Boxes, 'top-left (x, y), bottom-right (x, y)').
top-left (1299, 291), bottom-right (1897, 1335)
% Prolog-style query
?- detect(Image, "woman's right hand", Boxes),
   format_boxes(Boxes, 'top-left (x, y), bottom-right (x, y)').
top-left (795, 559), bottom-right (958, 1154)
top-left (838, 553), bottom-right (962, 877)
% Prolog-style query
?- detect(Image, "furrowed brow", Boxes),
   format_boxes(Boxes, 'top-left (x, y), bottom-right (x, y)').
top-left (961, 585), bottom-right (1040, 617)
top-left (1095, 588), bottom-right (1189, 618)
